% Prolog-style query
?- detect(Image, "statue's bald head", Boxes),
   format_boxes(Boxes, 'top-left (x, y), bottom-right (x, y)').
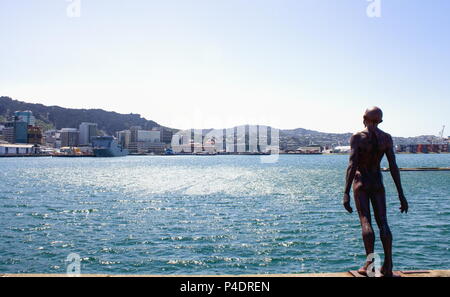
top-left (363, 106), bottom-right (383, 126)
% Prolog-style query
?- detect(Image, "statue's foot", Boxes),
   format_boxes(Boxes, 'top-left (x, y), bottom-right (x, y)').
top-left (357, 262), bottom-right (371, 276)
top-left (380, 264), bottom-right (393, 277)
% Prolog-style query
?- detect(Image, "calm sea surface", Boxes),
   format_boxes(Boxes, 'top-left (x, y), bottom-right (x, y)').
top-left (0, 154), bottom-right (449, 274)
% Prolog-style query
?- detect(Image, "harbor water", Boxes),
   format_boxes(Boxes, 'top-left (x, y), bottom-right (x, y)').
top-left (0, 154), bottom-right (449, 274)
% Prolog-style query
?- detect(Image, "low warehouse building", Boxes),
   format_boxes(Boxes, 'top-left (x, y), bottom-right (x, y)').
top-left (0, 144), bottom-right (39, 156)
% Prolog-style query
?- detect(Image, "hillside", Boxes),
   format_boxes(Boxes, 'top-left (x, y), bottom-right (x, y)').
top-left (0, 96), bottom-right (166, 135)
top-left (280, 128), bottom-right (353, 150)
top-left (279, 128), bottom-right (443, 150)
top-left (1, 96), bottom-right (441, 147)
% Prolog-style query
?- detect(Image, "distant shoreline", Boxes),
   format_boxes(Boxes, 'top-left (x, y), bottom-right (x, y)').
top-left (1, 152), bottom-right (449, 158)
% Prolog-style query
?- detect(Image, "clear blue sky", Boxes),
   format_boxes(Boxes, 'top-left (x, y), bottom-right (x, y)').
top-left (1, 0), bottom-right (449, 137)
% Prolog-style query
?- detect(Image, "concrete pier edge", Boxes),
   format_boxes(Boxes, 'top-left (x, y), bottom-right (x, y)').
top-left (1, 270), bottom-right (449, 277)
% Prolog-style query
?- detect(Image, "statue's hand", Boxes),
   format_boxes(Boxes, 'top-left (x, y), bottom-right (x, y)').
top-left (399, 195), bottom-right (408, 213)
top-left (343, 193), bottom-right (353, 214)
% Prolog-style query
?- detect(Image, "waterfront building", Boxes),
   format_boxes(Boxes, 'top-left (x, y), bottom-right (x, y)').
top-left (203, 138), bottom-right (217, 154)
top-left (14, 110), bottom-right (35, 126)
top-left (137, 130), bottom-right (161, 143)
top-left (128, 141), bottom-right (165, 154)
top-left (223, 128), bottom-right (227, 152)
top-left (27, 126), bottom-right (43, 145)
top-left (79, 122), bottom-right (98, 145)
top-left (398, 143), bottom-right (450, 153)
top-left (0, 143), bottom-right (38, 155)
top-left (202, 129), bottom-right (225, 153)
top-left (170, 130), bottom-right (192, 153)
top-left (0, 124), bottom-right (4, 141)
top-left (43, 130), bottom-right (59, 148)
top-left (60, 128), bottom-right (79, 147)
top-left (223, 127), bottom-right (235, 153)
top-left (235, 126), bottom-right (246, 153)
top-left (2, 111), bottom-right (39, 144)
top-left (116, 130), bottom-right (131, 149)
top-left (160, 127), bottom-right (173, 144)
top-left (170, 126), bottom-right (279, 155)
top-left (417, 144), bottom-right (427, 153)
top-left (130, 126), bottom-right (141, 143)
top-left (408, 144), bottom-right (418, 153)
top-left (256, 125), bottom-right (269, 153)
top-left (397, 145), bottom-right (406, 153)
top-left (14, 121), bottom-right (28, 143)
top-left (333, 146), bottom-right (351, 153)
top-left (297, 146), bottom-right (322, 154)
top-left (2, 123), bottom-right (15, 144)
top-left (127, 128), bottom-right (164, 154)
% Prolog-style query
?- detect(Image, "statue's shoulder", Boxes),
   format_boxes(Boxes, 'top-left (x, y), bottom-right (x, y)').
top-left (353, 131), bottom-right (366, 139)
top-left (377, 129), bottom-right (394, 147)
top-left (377, 129), bottom-right (392, 141)
top-left (350, 132), bottom-right (364, 144)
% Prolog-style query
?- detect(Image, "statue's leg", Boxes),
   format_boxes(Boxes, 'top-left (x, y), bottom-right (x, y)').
top-left (354, 188), bottom-right (375, 275)
top-left (371, 190), bottom-right (393, 277)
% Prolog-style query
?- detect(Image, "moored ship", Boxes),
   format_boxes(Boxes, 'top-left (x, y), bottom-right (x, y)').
top-left (92, 136), bottom-right (129, 157)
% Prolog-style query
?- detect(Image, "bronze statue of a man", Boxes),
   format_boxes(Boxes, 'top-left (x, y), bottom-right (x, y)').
top-left (343, 107), bottom-right (408, 277)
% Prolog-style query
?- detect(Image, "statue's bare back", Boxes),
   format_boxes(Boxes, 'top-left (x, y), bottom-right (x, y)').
top-left (343, 107), bottom-right (408, 277)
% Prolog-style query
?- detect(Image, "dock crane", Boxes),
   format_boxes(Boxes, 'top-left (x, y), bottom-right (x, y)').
top-left (439, 125), bottom-right (446, 143)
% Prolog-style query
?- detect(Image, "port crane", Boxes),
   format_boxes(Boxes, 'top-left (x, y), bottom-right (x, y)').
top-left (439, 125), bottom-right (446, 144)
top-left (439, 125), bottom-right (445, 138)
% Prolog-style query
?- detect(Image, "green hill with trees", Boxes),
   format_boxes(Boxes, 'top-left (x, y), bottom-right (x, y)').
top-left (0, 96), bottom-right (167, 135)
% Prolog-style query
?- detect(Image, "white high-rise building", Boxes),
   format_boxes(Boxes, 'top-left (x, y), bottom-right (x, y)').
top-left (79, 122), bottom-right (98, 145)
